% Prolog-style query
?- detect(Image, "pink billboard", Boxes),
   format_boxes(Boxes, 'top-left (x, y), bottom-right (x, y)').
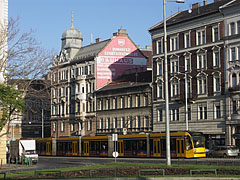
top-left (96, 36), bottom-right (147, 89)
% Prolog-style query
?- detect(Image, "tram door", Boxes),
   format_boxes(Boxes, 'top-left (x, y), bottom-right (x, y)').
top-left (72, 141), bottom-right (78, 156)
top-left (83, 141), bottom-right (89, 156)
top-left (117, 140), bottom-right (124, 156)
top-left (176, 138), bottom-right (185, 157)
top-left (153, 139), bottom-right (161, 157)
top-left (46, 142), bottom-right (51, 155)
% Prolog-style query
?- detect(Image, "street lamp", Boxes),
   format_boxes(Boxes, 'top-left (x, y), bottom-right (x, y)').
top-left (163, 0), bottom-right (184, 166)
top-left (178, 72), bottom-right (188, 131)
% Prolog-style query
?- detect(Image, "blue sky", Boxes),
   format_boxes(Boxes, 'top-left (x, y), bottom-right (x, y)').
top-left (9, 0), bottom-right (213, 53)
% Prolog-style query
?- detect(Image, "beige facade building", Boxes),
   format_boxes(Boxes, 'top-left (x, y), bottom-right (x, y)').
top-left (95, 71), bottom-right (152, 135)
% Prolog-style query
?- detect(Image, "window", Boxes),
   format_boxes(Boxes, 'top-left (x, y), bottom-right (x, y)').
top-left (198, 104), bottom-right (207, 120)
top-left (136, 95), bottom-right (140, 107)
top-left (238, 47), bottom-right (240, 61)
top-left (185, 56), bottom-right (191, 72)
top-left (128, 116), bottom-right (132, 129)
top-left (213, 73), bottom-right (221, 92)
top-left (184, 32), bottom-right (190, 48)
top-left (88, 65), bottom-right (92, 75)
top-left (60, 121), bottom-right (65, 132)
top-left (88, 119), bottom-right (92, 131)
top-left (170, 36), bottom-right (178, 51)
top-left (214, 104), bottom-right (221, 119)
top-left (213, 50), bottom-right (220, 67)
top-left (81, 103), bottom-right (84, 112)
top-left (230, 22), bottom-right (235, 35)
top-left (196, 29), bottom-right (206, 45)
top-left (52, 122), bottom-right (56, 132)
top-left (238, 21), bottom-right (240, 34)
top-left (231, 47), bottom-right (236, 61)
top-left (99, 99), bottom-right (103, 110)
top-left (106, 99), bottom-right (110, 110)
top-left (121, 97), bottom-right (125, 108)
top-left (157, 39), bottom-right (163, 54)
top-left (113, 98), bottom-right (117, 109)
top-left (212, 26), bottom-right (219, 42)
top-left (197, 75), bottom-right (207, 95)
top-left (106, 118), bottom-right (110, 129)
top-left (197, 53), bottom-right (206, 70)
top-left (171, 109), bottom-right (179, 121)
top-left (157, 81), bottom-right (163, 98)
top-left (170, 59), bottom-right (179, 73)
top-left (144, 95), bottom-right (148, 106)
top-left (128, 96), bottom-right (132, 108)
top-left (187, 77), bottom-right (191, 98)
top-left (136, 116), bottom-right (141, 128)
top-left (232, 73), bottom-right (237, 88)
top-left (70, 124), bottom-right (74, 132)
top-left (114, 118), bottom-right (118, 128)
top-left (233, 100), bottom-right (238, 114)
top-left (121, 117), bottom-right (125, 128)
top-left (157, 109), bottom-right (163, 122)
top-left (157, 61), bottom-right (163, 76)
top-left (171, 78), bottom-right (179, 97)
top-left (99, 119), bottom-right (103, 129)
top-left (188, 107), bottom-right (191, 121)
top-left (144, 116), bottom-right (149, 127)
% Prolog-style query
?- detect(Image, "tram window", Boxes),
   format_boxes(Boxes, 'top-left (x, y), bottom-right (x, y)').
top-left (125, 141), bottom-right (132, 151)
top-left (132, 141), bottom-right (137, 151)
top-left (138, 140), bottom-right (147, 151)
top-left (90, 141), bottom-right (96, 151)
top-left (95, 141), bottom-right (100, 151)
top-left (161, 139), bottom-right (166, 151)
top-left (181, 140), bottom-right (184, 153)
top-left (177, 141), bottom-right (180, 153)
top-left (101, 141), bottom-right (108, 150)
top-left (68, 142), bottom-right (72, 151)
top-left (170, 139), bottom-right (176, 151)
top-left (186, 136), bottom-right (193, 150)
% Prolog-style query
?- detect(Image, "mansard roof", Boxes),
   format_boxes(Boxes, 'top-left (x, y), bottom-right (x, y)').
top-left (72, 39), bottom-right (110, 62)
top-left (149, 0), bottom-right (240, 32)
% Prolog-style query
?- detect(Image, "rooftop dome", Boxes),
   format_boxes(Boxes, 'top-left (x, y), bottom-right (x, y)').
top-left (62, 26), bottom-right (82, 40)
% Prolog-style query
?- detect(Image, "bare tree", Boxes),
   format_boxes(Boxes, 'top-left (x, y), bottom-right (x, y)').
top-left (0, 17), bottom-right (55, 137)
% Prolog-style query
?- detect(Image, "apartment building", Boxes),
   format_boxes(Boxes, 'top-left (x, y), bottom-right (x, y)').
top-left (222, 0), bottom-right (240, 146)
top-left (149, 0), bottom-right (240, 148)
top-left (95, 70), bottom-right (152, 135)
top-left (51, 24), bottom-right (147, 137)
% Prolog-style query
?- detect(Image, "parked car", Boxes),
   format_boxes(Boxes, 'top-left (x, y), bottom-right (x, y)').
top-left (207, 146), bottom-right (239, 158)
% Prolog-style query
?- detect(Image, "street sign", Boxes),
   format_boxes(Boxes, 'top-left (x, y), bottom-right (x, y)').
top-left (112, 134), bottom-right (118, 141)
top-left (112, 151), bottom-right (119, 158)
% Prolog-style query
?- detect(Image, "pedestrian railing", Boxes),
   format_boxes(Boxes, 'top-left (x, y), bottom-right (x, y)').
top-left (138, 169), bottom-right (165, 177)
top-left (190, 169), bottom-right (217, 176)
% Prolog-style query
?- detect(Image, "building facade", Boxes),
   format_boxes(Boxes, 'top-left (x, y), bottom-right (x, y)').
top-left (149, 0), bottom-right (240, 148)
top-left (0, 0), bottom-right (8, 164)
top-left (0, 0), bottom-right (8, 83)
top-left (95, 71), bottom-right (152, 135)
top-left (51, 25), bottom-right (147, 137)
top-left (222, 1), bottom-right (240, 146)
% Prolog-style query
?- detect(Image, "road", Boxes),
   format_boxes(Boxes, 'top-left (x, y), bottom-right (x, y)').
top-left (36, 156), bottom-right (240, 169)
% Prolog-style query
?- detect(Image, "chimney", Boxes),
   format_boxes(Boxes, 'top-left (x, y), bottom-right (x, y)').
top-left (118, 29), bottom-right (127, 36)
top-left (203, 0), bottom-right (207, 5)
top-left (192, 2), bottom-right (200, 9)
top-left (95, 38), bottom-right (101, 43)
top-left (145, 45), bottom-right (152, 50)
